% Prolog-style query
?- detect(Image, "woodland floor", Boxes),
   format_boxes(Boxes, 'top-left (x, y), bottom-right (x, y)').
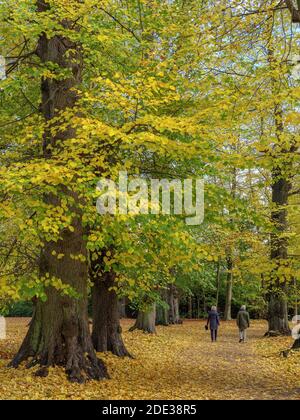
top-left (0, 318), bottom-right (300, 400)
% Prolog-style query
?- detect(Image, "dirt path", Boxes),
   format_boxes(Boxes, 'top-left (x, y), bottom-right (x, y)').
top-left (0, 318), bottom-right (300, 400)
top-left (171, 320), bottom-right (300, 400)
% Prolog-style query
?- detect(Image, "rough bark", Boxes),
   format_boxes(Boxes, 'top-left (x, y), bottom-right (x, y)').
top-left (11, 223), bottom-right (108, 382)
top-left (11, 1), bottom-right (108, 382)
top-left (267, 292), bottom-right (290, 336)
top-left (130, 304), bottom-right (156, 333)
top-left (92, 269), bottom-right (131, 357)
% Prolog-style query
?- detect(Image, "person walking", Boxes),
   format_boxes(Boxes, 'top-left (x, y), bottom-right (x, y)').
top-left (206, 306), bottom-right (220, 342)
top-left (236, 305), bottom-right (250, 343)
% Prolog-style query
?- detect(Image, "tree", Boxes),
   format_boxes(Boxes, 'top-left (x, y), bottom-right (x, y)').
top-left (283, 0), bottom-right (300, 343)
top-left (10, 0), bottom-right (108, 382)
top-left (263, 39), bottom-right (298, 336)
top-left (91, 252), bottom-right (130, 357)
top-left (0, 0), bottom-right (299, 382)
top-left (224, 253), bottom-right (234, 321)
top-left (156, 288), bottom-right (169, 326)
top-left (130, 303), bottom-right (156, 334)
top-left (285, 0), bottom-right (300, 22)
top-left (168, 284), bottom-right (181, 324)
top-left (266, 104), bottom-right (291, 335)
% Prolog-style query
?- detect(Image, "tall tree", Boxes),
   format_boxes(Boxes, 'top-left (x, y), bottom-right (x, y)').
top-left (267, 104), bottom-right (291, 335)
top-left (224, 167), bottom-right (237, 321)
top-left (11, 0), bottom-right (107, 382)
top-left (224, 253), bottom-right (233, 321)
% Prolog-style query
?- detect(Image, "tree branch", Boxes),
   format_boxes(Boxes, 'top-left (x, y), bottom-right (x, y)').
top-left (285, 0), bottom-right (300, 22)
top-left (99, 7), bottom-right (141, 43)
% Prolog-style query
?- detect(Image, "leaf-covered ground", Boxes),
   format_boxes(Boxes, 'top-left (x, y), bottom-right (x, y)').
top-left (0, 318), bottom-right (299, 400)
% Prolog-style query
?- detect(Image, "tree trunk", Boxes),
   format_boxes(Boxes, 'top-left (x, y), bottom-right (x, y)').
top-left (168, 284), bottom-right (181, 324)
top-left (216, 258), bottom-right (221, 308)
top-left (156, 289), bottom-right (169, 326)
top-left (92, 270), bottom-right (130, 357)
top-left (293, 277), bottom-right (298, 317)
top-left (188, 296), bottom-right (193, 319)
top-left (285, 0), bottom-right (300, 23)
top-left (118, 297), bottom-right (127, 319)
top-left (224, 168), bottom-right (236, 321)
top-left (285, 1), bottom-right (300, 353)
top-left (266, 104), bottom-right (291, 336)
top-left (130, 304), bottom-right (156, 333)
top-left (267, 292), bottom-right (290, 335)
top-left (203, 292), bottom-right (207, 314)
top-left (11, 225), bottom-right (107, 382)
top-left (197, 296), bottom-right (200, 318)
top-left (224, 255), bottom-right (233, 321)
top-left (11, 1), bottom-right (108, 382)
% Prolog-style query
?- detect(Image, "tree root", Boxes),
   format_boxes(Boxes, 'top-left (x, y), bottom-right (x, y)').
top-left (9, 341), bottom-right (109, 384)
top-left (10, 354), bottom-right (108, 383)
top-left (264, 329), bottom-right (291, 338)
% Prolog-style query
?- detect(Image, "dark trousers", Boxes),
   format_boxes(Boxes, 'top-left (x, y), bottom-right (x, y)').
top-left (210, 329), bottom-right (218, 341)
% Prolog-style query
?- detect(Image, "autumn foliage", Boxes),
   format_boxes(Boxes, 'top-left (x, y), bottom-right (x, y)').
top-left (0, 0), bottom-right (299, 398)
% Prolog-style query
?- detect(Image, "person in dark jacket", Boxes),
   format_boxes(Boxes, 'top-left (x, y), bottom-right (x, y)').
top-left (206, 306), bottom-right (220, 342)
top-left (236, 305), bottom-right (250, 343)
